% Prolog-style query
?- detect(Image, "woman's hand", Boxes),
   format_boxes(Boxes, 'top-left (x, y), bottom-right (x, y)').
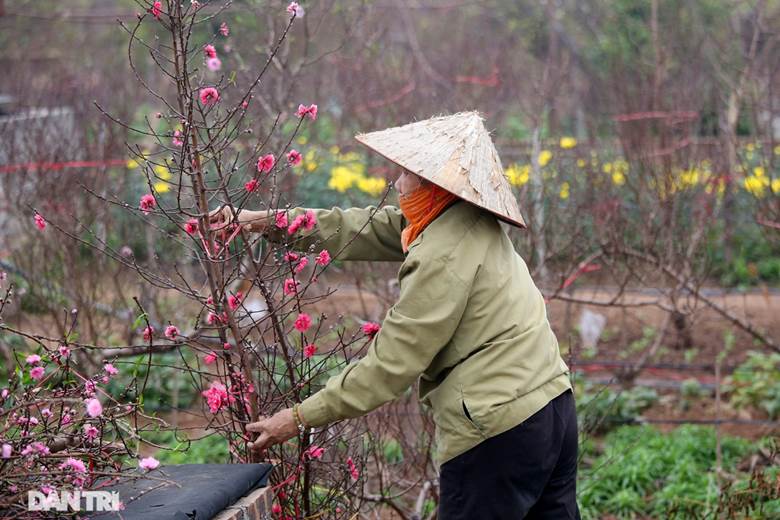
top-left (207, 206), bottom-right (271, 234)
top-left (246, 408), bottom-right (298, 455)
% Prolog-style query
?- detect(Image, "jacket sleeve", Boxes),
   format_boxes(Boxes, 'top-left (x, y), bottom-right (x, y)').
top-left (298, 253), bottom-right (472, 427)
top-left (262, 205), bottom-right (406, 262)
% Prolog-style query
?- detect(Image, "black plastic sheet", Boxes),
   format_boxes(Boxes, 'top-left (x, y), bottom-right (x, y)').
top-left (94, 463), bottom-right (273, 520)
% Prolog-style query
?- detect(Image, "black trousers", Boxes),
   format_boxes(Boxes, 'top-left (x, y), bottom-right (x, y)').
top-left (438, 389), bottom-right (581, 519)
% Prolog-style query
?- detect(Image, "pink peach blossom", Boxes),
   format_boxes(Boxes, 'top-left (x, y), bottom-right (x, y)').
top-left (139, 194), bottom-right (156, 215)
top-left (60, 457), bottom-right (87, 474)
top-left (294, 257), bottom-right (308, 274)
top-left (287, 2), bottom-right (304, 17)
top-left (204, 351), bottom-right (217, 365)
top-left (29, 367), bottom-right (45, 381)
top-left (199, 87), bottom-right (220, 105)
top-left (58, 345), bottom-right (70, 359)
top-left (283, 252), bottom-right (299, 262)
top-left (139, 456), bottom-right (160, 471)
top-left (294, 313), bottom-right (312, 332)
top-left (219, 22), bottom-right (229, 36)
top-left (21, 442), bottom-right (49, 457)
top-left (302, 209), bottom-right (316, 230)
top-left (303, 344), bottom-right (316, 358)
top-left (164, 325), bottom-right (179, 340)
top-left (227, 292), bottom-right (243, 311)
top-left (223, 342), bottom-right (231, 350)
top-left (287, 214), bottom-right (305, 235)
top-left (84, 380), bottom-right (96, 396)
top-left (150, 1), bottom-right (162, 19)
top-left (1, 444), bottom-right (11, 459)
top-left (206, 57), bottom-right (222, 72)
top-left (104, 363), bottom-right (119, 376)
top-left (283, 278), bottom-right (299, 296)
top-left (244, 178), bottom-right (259, 192)
top-left (25, 354), bottom-right (41, 365)
top-left (275, 211), bottom-right (288, 229)
top-left (201, 381), bottom-right (234, 413)
top-left (256, 154), bottom-right (276, 173)
top-left (346, 457), bottom-right (359, 481)
top-left (83, 424), bottom-right (98, 440)
top-left (172, 129), bottom-right (184, 147)
top-left (203, 44), bottom-right (217, 59)
top-left (315, 250), bottom-right (331, 266)
top-left (286, 149), bottom-right (302, 166)
top-left (33, 213), bottom-right (46, 231)
top-left (85, 398), bottom-right (103, 418)
top-left (184, 218), bottom-right (199, 235)
top-left (142, 326), bottom-right (155, 342)
top-left (295, 103), bottom-right (318, 121)
top-left (362, 322), bottom-right (381, 337)
top-left (305, 445), bottom-right (324, 459)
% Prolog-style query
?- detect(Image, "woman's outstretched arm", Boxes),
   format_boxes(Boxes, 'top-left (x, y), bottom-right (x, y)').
top-left (261, 205), bottom-right (406, 262)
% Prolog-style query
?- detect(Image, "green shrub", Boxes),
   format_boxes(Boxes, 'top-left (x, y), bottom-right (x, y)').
top-left (139, 429), bottom-right (230, 465)
top-left (726, 350), bottom-right (780, 419)
top-left (577, 383), bottom-right (658, 434)
top-left (578, 425), bottom-right (777, 519)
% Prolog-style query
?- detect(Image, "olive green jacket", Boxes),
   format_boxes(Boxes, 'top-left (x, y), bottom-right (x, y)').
top-left (264, 200), bottom-right (572, 468)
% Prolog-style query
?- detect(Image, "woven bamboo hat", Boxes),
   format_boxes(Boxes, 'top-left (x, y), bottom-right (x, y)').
top-left (355, 111), bottom-right (526, 228)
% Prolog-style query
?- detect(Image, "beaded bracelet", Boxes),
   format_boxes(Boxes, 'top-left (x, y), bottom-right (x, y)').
top-left (292, 403), bottom-right (309, 434)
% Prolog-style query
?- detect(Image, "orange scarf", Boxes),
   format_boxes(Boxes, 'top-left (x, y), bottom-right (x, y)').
top-left (399, 183), bottom-right (458, 253)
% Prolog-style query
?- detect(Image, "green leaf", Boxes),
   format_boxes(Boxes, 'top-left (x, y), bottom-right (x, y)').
top-left (132, 313), bottom-right (149, 330)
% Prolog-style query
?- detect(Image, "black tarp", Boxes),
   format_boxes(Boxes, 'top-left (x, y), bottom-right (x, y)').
top-left (93, 463), bottom-right (273, 520)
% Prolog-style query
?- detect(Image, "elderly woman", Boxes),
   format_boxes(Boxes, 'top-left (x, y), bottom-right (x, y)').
top-left (209, 113), bottom-right (580, 519)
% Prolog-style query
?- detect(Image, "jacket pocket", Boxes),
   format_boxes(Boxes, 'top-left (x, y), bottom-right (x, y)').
top-left (460, 394), bottom-right (486, 438)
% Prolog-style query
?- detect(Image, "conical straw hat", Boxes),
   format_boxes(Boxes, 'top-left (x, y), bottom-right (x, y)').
top-left (355, 111), bottom-right (526, 228)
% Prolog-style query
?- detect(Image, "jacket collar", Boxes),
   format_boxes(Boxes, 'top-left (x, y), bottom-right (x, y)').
top-left (404, 198), bottom-right (466, 254)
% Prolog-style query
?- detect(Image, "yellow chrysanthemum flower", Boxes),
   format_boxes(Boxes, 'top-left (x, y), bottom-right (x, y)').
top-left (329, 145), bottom-right (340, 156)
top-left (304, 150), bottom-right (318, 172)
top-left (613, 159), bottom-right (629, 173)
top-left (559, 182), bottom-right (570, 200)
top-left (154, 164), bottom-right (172, 180)
top-left (505, 164), bottom-right (530, 186)
top-left (774, 145), bottom-right (780, 156)
top-left (745, 143), bottom-right (755, 152)
top-left (538, 150), bottom-right (553, 167)
top-left (612, 171), bottom-right (626, 186)
top-left (743, 175), bottom-right (768, 197)
top-left (772, 179), bottom-right (780, 194)
top-left (127, 159), bottom-right (140, 169)
top-left (339, 151), bottom-right (363, 165)
top-left (357, 177), bottom-right (387, 197)
top-left (753, 166), bottom-right (765, 177)
top-left (153, 181), bottom-right (170, 194)
top-left (328, 165), bottom-right (361, 192)
top-left (297, 135), bottom-right (308, 145)
top-left (559, 137), bottom-right (577, 149)
top-left (678, 168), bottom-right (699, 189)
top-left (576, 158), bottom-right (586, 168)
